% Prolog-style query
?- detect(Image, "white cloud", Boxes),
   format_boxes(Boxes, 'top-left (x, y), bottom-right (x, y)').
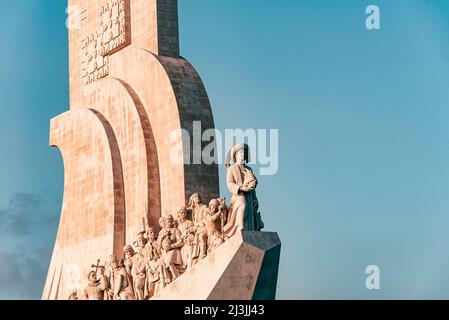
top-left (0, 192), bottom-right (59, 299)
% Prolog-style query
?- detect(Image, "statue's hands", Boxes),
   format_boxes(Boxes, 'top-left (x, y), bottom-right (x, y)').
top-left (108, 289), bottom-right (116, 299)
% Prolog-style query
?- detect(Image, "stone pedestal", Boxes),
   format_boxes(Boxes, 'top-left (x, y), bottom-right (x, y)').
top-left (152, 232), bottom-right (281, 300)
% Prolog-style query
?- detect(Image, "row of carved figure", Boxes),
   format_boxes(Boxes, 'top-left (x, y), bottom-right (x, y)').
top-left (69, 144), bottom-right (264, 300)
top-left (71, 194), bottom-right (233, 300)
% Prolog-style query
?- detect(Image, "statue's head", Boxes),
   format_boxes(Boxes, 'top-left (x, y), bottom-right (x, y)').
top-left (178, 207), bottom-right (188, 220)
top-left (136, 232), bottom-right (147, 248)
top-left (123, 245), bottom-right (134, 258)
top-left (235, 144), bottom-right (250, 164)
top-left (165, 214), bottom-right (175, 228)
top-left (209, 199), bottom-right (219, 212)
top-left (146, 227), bottom-right (157, 240)
top-left (87, 271), bottom-right (97, 283)
top-left (189, 193), bottom-right (202, 206)
top-left (226, 144), bottom-right (250, 168)
top-left (108, 254), bottom-right (119, 269)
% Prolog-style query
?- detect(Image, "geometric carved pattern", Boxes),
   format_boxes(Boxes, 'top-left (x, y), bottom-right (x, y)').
top-left (81, 0), bottom-right (131, 85)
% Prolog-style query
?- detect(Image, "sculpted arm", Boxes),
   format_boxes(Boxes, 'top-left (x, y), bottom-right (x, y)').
top-left (242, 167), bottom-right (258, 191)
top-left (171, 229), bottom-right (184, 249)
top-left (212, 211), bottom-right (221, 222)
top-left (99, 274), bottom-right (109, 291)
top-left (227, 167), bottom-right (241, 195)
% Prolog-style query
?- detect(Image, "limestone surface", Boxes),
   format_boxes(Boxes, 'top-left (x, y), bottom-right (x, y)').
top-left (151, 232), bottom-right (281, 300)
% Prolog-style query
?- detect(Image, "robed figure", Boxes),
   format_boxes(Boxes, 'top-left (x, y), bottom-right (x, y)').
top-left (223, 144), bottom-right (264, 238)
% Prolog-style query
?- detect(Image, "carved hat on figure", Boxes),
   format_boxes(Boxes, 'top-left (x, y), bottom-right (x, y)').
top-left (225, 143), bottom-right (250, 169)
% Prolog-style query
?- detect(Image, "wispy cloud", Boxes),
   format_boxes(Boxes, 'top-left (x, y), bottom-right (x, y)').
top-left (0, 193), bottom-right (59, 235)
top-left (0, 192), bottom-right (59, 299)
top-left (0, 251), bottom-right (47, 300)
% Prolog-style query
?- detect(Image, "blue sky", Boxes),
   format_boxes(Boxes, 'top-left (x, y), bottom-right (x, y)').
top-left (2, 0), bottom-right (449, 299)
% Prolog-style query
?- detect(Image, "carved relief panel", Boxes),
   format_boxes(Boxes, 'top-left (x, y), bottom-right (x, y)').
top-left (81, 0), bottom-right (131, 85)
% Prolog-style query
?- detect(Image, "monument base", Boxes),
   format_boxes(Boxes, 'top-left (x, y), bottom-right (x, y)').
top-left (151, 231), bottom-right (281, 300)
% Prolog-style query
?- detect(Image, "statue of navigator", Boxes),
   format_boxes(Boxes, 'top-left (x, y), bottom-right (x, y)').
top-left (223, 143), bottom-right (264, 238)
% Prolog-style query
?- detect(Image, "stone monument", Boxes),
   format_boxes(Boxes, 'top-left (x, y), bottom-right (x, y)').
top-left (43, 0), bottom-right (281, 300)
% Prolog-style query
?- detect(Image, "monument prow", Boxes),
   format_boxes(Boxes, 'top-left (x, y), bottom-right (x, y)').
top-left (151, 232), bottom-right (281, 300)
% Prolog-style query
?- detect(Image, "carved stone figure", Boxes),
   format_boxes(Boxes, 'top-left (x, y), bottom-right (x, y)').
top-left (188, 193), bottom-right (208, 260)
top-left (144, 228), bottom-right (160, 263)
top-left (123, 245), bottom-right (135, 276)
top-left (143, 227), bottom-right (160, 299)
top-left (134, 230), bottom-right (147, 256)
top-left (81, 268), bottom-right (109, 300)
top-left (176, 207), bottom-right (195, 269)
top-left (108, 254), bottom-right (134, 300)
top-left (131, 253), bottom-right (147, 300)
top-left (223, 144), bottom-right (264, 238)
top-left (177, 207), bottom-right (194, 238)
top-left (123, 244), bottom-right (146, 300)
top-left (183, 227), bottom-right (197, 269)
top-left (218, 197), bottom-right (229, 225)
top-left (157, 215), bottom-right (184, 267)
top-left (158, 237), bottom-right (179, 287)
top-left (204, 199), bottom-right (225, 253)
